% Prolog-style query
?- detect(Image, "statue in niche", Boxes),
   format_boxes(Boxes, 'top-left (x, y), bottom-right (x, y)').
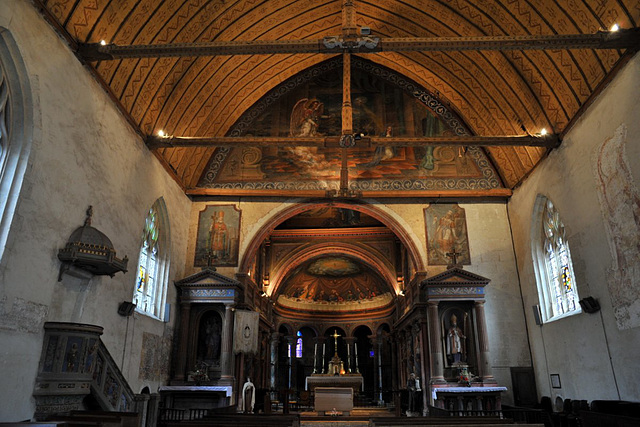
top-left (446, 314), bottom-right (466, 364)
top-left (199, 313), bottom-right (222, 363)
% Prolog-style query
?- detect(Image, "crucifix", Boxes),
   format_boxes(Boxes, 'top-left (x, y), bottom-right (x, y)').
top-left (328, 0), bottom-right (362, 198)
top-left (446, 250), bottom-right (462, 268)
top-left (332, 330), bottom-right (341, 356)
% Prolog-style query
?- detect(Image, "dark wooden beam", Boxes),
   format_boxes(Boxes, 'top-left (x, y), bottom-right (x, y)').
top-left (78, 28), bottom-right (639, 60)
top-left (185, 188), bottom-right (512, 198)
top-left (146, 134), bottom-right (559, 149)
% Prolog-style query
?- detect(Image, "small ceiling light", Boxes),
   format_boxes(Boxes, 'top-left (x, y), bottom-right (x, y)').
top-left (610, 24), bottom-right (619, 32)
top-left (540, 128), bottom-right (548, 136)
top-left (157, 130), bottom-right (166, 138)
top-left (100, 40), bottom-right (107, 46)
top-left (399, 290), bottom-right (405, 297)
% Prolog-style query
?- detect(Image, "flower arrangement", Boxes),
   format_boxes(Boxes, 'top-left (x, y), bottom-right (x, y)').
top-left (191, 361), bottom-right (210, 384)
top-left (458, 366), bottom-right (472, 386)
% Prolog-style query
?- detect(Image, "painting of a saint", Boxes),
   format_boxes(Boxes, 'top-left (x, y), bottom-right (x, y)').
top-left (425, 204), bottom-right (470, 265)
top-left (195, 205), bottom-right (241, 266)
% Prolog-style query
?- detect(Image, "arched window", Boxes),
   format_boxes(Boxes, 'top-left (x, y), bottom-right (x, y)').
top-left (532, 196), bottom-right (581, 321)
top-left (0, 29), bottom-right (33, 261)
top-left (295, 330), bottom-right (302, 358)
top-left (133, 198), bottom-right (170, 320)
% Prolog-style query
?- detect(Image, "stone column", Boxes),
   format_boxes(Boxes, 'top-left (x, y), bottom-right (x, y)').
top-left (343, 337), bottom-right (356, 373)
top-left (220, 304), bottom-right (235, 381)
top-left (175, 302), bottom-right (191, 380)
top-left (269, 332), bottom-right (280, 399)
top-left (313, 336), bottom-right (326, 374)
top-left (427, 301), bottom-right (446, 384)
top-left (285, 335), bottom-right (298, 390)
top-left (474, 301), bottom-right (495, 383)
top-left (376, 338), bottom-right (384, 404)
top-left (419, 317), bottom-right (430, 415)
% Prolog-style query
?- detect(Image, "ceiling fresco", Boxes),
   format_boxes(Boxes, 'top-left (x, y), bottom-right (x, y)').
top-left (197, 58), bottom-right (502, 193)
top-left (277, 256), bottom-right (393, 313)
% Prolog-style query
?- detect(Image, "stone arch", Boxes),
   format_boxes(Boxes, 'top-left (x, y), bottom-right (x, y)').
top-left (239, 200), bottom-right (426, 280)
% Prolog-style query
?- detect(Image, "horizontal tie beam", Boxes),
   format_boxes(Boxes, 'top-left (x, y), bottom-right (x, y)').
top-left (79, 28), bottom-right (640, 60)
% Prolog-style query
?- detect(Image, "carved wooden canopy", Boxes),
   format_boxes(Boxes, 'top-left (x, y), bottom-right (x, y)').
top-left (35, 0), bottom-right (640, 197)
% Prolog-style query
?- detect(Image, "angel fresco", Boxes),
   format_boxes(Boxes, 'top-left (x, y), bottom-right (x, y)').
top-left (290, 98), bottom-right (324, 137)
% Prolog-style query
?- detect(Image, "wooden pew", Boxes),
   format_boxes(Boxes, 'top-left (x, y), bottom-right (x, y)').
top-left (161, 413), bottom-right (300, 427)
top-left (370, 417), bottom-right (536, 426)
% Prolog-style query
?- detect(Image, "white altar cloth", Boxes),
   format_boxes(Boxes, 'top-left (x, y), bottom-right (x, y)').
top-left (432, 386), bottom-right (507, 400)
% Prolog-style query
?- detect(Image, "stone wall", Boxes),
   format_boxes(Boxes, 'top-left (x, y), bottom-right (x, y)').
top-left (508, 52), bottom-right (640, 402)
top-left (0, 1), bottom-right (191, 420)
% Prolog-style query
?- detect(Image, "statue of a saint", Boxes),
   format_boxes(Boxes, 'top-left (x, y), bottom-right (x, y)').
top-left (446, 314), bottom-right (466, 364)
top-left (240, 377), bottom-right (255, 413)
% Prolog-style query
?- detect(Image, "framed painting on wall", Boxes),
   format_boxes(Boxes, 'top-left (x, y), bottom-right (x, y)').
top-left (194, 205), bottom-right (241, 267)
top-left (424, 204), bottom-right (471, 266)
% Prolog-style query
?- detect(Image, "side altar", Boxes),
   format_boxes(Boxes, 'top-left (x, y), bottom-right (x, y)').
top-left (419, 263), bottom-right (506, 413)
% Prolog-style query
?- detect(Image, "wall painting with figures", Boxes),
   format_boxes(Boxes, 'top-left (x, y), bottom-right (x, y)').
top-left (194, 205), bottom-right (241, 267)
top-left (198, 57), bottom-right (503, 193)
top-left (424, 204), bottom-right (471, 266)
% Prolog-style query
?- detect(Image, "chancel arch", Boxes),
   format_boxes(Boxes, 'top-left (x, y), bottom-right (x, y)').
top-left (238, 200), bottom-right (426, 280)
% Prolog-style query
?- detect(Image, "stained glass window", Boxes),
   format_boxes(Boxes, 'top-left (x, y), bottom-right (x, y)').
top-left (0, 31), bottom-right (33, 262)
top-left (133, 199), bottom-right (170, 319)
top-left (536, 198), bottom-right (580, 321)
top-left (296, 331), bottom-right (303, 358)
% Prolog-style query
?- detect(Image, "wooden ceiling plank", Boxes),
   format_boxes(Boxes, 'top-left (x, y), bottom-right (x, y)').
top-left (356, 5), bottom-right (523, 135)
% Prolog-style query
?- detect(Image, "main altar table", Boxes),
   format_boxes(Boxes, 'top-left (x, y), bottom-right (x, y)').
top-left (305, 374), bottom-right (363, 393)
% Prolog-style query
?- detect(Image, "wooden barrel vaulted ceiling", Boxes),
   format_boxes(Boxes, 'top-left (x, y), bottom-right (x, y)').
top-left (35, 0), bottom-right (640, 197)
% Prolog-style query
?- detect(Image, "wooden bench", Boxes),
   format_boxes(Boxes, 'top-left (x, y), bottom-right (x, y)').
top-left (160, 414), bottom-right (300, 427)
top-left (370, 417), bottom-right (530, 426)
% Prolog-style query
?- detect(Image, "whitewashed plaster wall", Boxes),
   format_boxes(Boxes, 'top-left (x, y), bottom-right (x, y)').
top-left (508, 52), bottom-right (640, 403)
top-left (0, 1), bottom-right (191, 420)
top-left (187, 199), bottom-right (531, 404)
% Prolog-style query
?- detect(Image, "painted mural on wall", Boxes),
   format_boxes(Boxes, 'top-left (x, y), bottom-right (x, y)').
top-left (278, 256), bottom-right (393, 311)
top-left (593, 125), bottom-right (640, 330)
top-left (424, 204), bottom-right (471, 266)
top-left (194, 205), bottom-right (241, 267)
top-left (198, 58), bottom-right (502, 192)
top-left (139, 331), bottom-right (172, 381)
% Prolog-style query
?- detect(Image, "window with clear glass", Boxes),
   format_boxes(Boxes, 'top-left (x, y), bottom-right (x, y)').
top-left (533, 196), bottom-right (581, 321)
top-left (133, 199), bottom-right (170, 319)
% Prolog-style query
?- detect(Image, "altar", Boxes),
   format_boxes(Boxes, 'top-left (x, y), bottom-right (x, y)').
top-left (305, 374), bottom-right (363, 393)
top-left (432, 386), bottom-right (507, 412)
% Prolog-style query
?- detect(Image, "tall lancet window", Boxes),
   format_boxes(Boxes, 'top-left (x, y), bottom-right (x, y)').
top-left (0, 30), bottom-right (33, 261)
top-left (296, 330), bottom-right (303, 358)
top-left (133, 199), bottom-right (170, 320)
top-left (532, 196), bottom-right (581, 321)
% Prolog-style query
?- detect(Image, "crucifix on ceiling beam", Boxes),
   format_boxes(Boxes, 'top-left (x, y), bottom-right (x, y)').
top-left (327, 0), bottom-right (362, 198)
